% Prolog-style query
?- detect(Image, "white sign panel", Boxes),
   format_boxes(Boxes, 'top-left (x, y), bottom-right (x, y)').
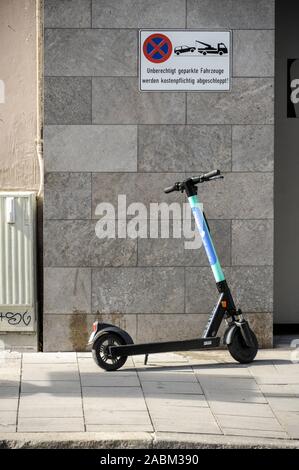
top-left (139, 30), bottom-right (231, 92)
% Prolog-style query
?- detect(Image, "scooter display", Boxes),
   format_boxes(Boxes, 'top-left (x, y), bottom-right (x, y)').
top-left (88, 170), bottom-right (258, 371)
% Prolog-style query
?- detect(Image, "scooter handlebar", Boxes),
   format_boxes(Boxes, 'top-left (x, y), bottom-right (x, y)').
top-left (192, 169), bottom-right (221, 184)
top-left (164, 170), bottom-right (222, 194)
top-left (164, 182), bottom-right (180, 194)
top-left (202, 169), bottom-right (220, 180)
top-left (164, 185), bottom-right (175, 194)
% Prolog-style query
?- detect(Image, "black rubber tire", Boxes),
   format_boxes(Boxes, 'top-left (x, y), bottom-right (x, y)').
top-left (92, 332), bottom-right (127, 371)
top-left (228, 327), bottom-right (258, 364)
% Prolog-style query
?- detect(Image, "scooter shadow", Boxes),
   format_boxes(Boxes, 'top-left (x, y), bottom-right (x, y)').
top-left (125, 358), bottom-right (291, 373)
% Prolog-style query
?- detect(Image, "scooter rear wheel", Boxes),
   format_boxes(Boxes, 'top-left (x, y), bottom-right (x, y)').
top-left (92, 332), bottom-right (127, 371)
top-left (228, 327), bottom-right (258, 364)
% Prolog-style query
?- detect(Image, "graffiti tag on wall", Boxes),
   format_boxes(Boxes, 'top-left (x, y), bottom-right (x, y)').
top-left (0, 311), bottom-right (31, 326)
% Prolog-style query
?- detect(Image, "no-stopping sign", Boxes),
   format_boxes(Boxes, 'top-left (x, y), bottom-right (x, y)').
top-left (143, 33), bottom-right (173, 63)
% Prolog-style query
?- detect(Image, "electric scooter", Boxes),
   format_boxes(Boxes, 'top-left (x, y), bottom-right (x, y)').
top-left (88, 170), bottom-right (258, 371)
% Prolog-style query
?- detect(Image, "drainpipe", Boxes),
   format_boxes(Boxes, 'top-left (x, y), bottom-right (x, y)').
top-left (35, 0), bottom-right (44, 350)
top-left (36, 0), bottom-right (43, 197)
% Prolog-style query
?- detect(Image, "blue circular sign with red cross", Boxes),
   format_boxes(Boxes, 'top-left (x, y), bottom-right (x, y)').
top-left (143, 33), bottom-right (172, 63)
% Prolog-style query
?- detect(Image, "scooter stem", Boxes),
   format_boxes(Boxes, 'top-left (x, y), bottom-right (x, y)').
top-left (188, 194), bottom-right (225, 284)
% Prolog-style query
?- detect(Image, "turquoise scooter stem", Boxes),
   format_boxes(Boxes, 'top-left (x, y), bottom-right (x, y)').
top-left (188, 194), bottom-right (225, 283)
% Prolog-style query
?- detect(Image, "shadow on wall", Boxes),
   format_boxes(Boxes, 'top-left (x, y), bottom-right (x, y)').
top-left (69, 313), bottom-right (89, 351)
top-left (69, 312), bottom-right (129, 351)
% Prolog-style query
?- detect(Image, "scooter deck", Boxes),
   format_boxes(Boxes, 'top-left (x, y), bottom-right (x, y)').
top-left (110, 336), bottom-right (220, 358)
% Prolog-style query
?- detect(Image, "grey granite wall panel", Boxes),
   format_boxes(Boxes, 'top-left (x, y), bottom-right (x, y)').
top-left (45, 77), bottom-right (92, 125)
top-left (233, 30), bottom-right (274, 77)
top-left (45, 0), bottom-right (92, 28)
top-left (92, 78), bottom-right (186, 124)
top-left (91, 267), bottom-right (185, 314)
top-left (45, 29), bottom-right (137, 76)
top-left (187, 0), bottom-right (275, 29)
top-left (44, 172), bottom-right (92, 220)
top-left (138, 125), bottom-right (231, 172)
top-left (44, 0), bottom-right (275, 350)
top-left (92, 0), bottom-right (186, 28)
top-left (187, 78), bottom-right (274, 125)
top-left (44, 125), bottom-right (137, 172)
top-left (232, 125), bottom-right (274, 172)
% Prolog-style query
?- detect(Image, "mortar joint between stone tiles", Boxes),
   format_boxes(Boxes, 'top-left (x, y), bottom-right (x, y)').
top-left (90, 0), bottom-right (92, 29)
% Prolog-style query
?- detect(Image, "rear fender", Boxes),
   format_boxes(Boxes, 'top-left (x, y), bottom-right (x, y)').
top-left (91, 324), bottom-right (134, 348)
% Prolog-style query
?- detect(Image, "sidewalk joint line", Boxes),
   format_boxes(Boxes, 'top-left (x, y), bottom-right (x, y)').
top-left (15, 353), bottom-right (23, 433)
top-left (133, 357), bottom-right (155, 434)
top-left (76, 352), bottom-right (86, 432)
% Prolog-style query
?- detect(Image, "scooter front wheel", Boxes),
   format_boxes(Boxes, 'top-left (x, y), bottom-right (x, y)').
top-left (92, 332), bottom-right (127, 371)
top-left (228, 327), bottom-right (258, 364)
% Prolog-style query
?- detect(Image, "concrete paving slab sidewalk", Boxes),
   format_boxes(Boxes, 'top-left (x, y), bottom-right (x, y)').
top-left (0, 349), bottom-right (299, 448)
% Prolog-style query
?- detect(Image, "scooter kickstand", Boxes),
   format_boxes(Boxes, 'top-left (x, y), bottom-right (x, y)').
top-left (144, 354), bottom-right (149, 365)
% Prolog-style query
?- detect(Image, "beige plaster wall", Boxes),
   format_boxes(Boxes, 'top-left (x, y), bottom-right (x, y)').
top-left (0, 0), bottom-right (38, 190)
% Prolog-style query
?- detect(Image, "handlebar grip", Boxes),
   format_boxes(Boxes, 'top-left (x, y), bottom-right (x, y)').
top-left (203, 169), bottom-right (220, 179)
top-left (164, 185), bottom-right (176, 194)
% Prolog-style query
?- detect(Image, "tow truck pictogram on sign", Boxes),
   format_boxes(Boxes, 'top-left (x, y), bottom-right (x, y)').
top-left (143, 33), bottom-right (172, 63)
top-left (196, 41), bottom-right (228, 56)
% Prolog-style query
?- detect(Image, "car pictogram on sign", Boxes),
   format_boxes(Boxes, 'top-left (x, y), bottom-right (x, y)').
top-left (174, 45), bottom-right (196, 55)
top-left (143, 33), bottom-right (172, 63)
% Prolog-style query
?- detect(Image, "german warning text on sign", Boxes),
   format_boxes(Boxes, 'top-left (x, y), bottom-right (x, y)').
top-left (140, 30), bottom-right (230, 91)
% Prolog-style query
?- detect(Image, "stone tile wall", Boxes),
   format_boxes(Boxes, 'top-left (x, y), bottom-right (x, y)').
top-left (43, 0), bottom-right (274, 350)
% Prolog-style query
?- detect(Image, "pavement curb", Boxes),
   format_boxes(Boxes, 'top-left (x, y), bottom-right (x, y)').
top-left (154, 432), bottom-right (299, 449)
top-left (0, 432), bottom-right (153, 449)
top-left (0, 432), bottom-right (298, 449)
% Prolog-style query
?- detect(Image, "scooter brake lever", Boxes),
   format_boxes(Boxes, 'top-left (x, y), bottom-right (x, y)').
top-left (209, 175), bottom-right (224, 181)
